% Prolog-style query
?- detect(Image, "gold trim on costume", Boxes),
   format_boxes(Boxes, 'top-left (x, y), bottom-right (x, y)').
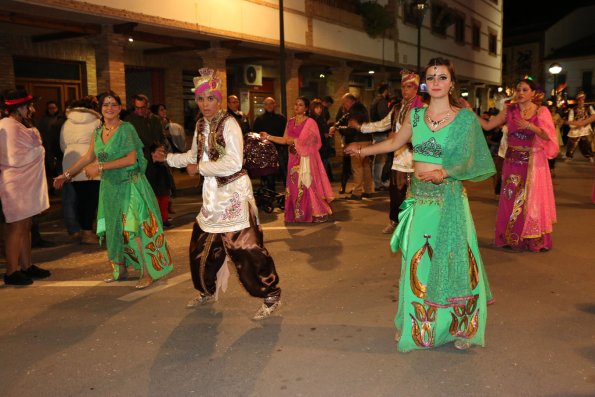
top-left (410, 234), bottom-right (433, 299)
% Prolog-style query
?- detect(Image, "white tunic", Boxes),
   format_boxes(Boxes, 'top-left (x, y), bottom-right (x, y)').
top-left (360, 104), bottom-right (416, 173)
top-left (567, 105), bottom-right (594, 138)
top-left (166, 116), bottom-right (257, 233)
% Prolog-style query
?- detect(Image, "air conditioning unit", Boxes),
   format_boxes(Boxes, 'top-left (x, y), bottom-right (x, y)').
top-left (243, 64), bottom-right (262, 86)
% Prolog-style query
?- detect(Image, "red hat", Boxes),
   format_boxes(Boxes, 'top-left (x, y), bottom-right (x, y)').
top-left (2, 89), bottom-right (39, 109)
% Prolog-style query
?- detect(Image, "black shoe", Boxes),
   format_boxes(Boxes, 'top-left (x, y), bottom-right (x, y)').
top-left (4, 271), bottom-right (33, 285)
top-left (162, 220), bottom-right (173, 229)
top-left (339, 188), bottom-right (346, 194)
top-left (362, 193), bottom-right (373, 198)
top-left (31, 239), bottom-right (55, 248)
top-left (22, 264), bottom-right (51, 279)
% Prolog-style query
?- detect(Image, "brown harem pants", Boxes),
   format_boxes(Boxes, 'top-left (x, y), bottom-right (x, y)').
top-left (189, 207), bottom-right (281, 302)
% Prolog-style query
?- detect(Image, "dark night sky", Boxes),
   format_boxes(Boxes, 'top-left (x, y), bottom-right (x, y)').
top-left (503, 0), bottom-right (595, 35)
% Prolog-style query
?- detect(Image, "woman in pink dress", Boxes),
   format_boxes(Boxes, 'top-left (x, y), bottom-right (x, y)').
top-left (0, 90), bottom-right (51, 285)
top-left (476, 79), bottom-right (558, 251)
top-left (260, 96), bottom-right (334, 222)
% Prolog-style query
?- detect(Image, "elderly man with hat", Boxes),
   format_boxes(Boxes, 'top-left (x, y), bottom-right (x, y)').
top-left (153, 68), bottom-right (281, 320)
top-left (0, 89), bottom-right (52, 285)
top-left (565, 91), bottom-right (595, 163)
top-left (354, 70), bottom-right (425, 234)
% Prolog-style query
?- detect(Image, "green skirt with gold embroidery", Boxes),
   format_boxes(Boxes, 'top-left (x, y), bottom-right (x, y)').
top-left (96, 170), bottom-right (173, 281)
top-left (391, 177), bottom-right (492, 352)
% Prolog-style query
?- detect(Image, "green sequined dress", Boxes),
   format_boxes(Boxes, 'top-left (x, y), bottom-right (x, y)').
top-left (95, 122), bottom-right (173, 281)
top-left (390, 108), bottom-right (495, 352)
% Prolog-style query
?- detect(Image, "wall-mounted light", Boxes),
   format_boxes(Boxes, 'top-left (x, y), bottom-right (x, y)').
top-left (368, 70), bottom-right (375, 75)
top-left (319, 73), bottom-right (326, 79)
top-left (497, 87), bottom-right (503, 93)
top-left (128, 37), bottom-right (134, 42)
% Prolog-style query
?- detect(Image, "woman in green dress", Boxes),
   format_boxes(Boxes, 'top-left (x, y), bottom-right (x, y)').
top-left (54, 91), bottom-right (173, 288)
top-left (346, 58), bottom-right (495, 352)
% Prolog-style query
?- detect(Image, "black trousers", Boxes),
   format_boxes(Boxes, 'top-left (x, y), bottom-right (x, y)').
top-left (388, 170), bottom-right (410, 224)
top-left (189, 207), bottom-right (281, 301)
top-left (72, 181), bottom-right (100, 230)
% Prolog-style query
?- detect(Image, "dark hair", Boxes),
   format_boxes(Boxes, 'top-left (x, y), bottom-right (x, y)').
top-left (150, 103), bottom-right (166, 114)
top-left (349, 102), bottom-right (369, 124)
top-left (378, 83), bottom-right (389, 95)
top-left (69, 96), bottom-right (98, 111)
top-left (296, 96), bottom-right (310, 113)
top-left (322, 95), bottom-right (334, 105)
top-left (310, 98), bottom-right (323, 114)
top-left (423, 57), bottom-right (460, 109)
top-left (133, 94), bottom-right (149, 104)
top-left (516, 78), bottom-right (537, 91)
top-left (98, 91), bottom-right (122, 107)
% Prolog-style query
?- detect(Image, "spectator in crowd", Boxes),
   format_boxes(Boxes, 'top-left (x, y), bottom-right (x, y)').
top-left (60, 96), bottom-right (102, 244)
top-left (227, 95), bottom-right (250, 135)
top-left (310, 98), bottom-right (334, 181)
top-left (126, 94), bottom-right (173, 228)
top-left (252, 97), bottom-right (287, 191)
top-left (330, 93), bottom-right (373, 200)
top-left (369, 83), bottom-right (391, 191)
top-left (38, 100), bottom-right (66, 193)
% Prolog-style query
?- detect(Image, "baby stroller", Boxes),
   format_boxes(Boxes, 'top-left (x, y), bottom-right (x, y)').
top-left (244, 133), bottom-right (285, 213)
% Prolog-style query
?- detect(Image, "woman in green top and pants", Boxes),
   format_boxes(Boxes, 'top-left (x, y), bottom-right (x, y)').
top-left (54, 91), bottom-right (173, 288)
top-left (346, 58), bottom-right (495, 352)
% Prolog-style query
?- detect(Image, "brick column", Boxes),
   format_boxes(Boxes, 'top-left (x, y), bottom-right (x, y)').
top-left (93, 26), bottom-right (127, 103)
top-left (328, 62), bottom-right (353, 119)
top-left (285, 54), bottom-right (303, 114)
top-left (164, 66), bottom-right (184, 125)
top-left (198, 47), bottom-right (231, 108)
top-left (0, 44), bottom-right (15, 91)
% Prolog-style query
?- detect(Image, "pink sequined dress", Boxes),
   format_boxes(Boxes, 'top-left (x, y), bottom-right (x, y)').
top-left (494, 104), bottom-right (558, 251)
top-left (284, 117), bottom-right (334, 222)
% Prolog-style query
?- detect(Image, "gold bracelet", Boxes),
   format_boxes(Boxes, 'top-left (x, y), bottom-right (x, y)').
top-left (357, 146), bottom-right (362, 156)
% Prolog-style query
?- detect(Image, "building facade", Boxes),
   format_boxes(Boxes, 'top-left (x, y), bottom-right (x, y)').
top-left (1, 0), bottom-right (503, 128)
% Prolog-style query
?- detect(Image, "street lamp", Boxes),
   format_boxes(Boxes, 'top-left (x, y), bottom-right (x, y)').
top-left (548, 62), bottom-right (562, 100)
top-left (411, 0), bottom-right (429, 74)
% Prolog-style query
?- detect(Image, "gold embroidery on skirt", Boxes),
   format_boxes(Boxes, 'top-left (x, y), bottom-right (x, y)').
top-left (449, 295), bottom-right (480, 339)
top-left (410, 234), bottom-right (433, 299)
top-left (410, 301), bottom-right (436, 347)
top-left (504, 174), bottom-right (525, 246)
top-left (468, 245), bottom-right (479, 290)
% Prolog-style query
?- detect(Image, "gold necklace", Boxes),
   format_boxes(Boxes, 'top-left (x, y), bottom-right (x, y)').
top-left (104, 121), bottom-right (121, 136)
top-left (425, 110), bottom-right (451, 131)
top-left (520, 104), bottom-right (533, 119)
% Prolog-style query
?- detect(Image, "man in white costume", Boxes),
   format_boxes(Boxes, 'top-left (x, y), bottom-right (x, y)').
top-left (154, 69), bottom-right (281, 320)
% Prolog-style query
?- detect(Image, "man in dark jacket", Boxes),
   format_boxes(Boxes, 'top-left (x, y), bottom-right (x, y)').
top-left (227, 95), bottom-right (251, 135)
top-left (330, 93), bottom-right (373, 200)
top-left (252, 97), bottom-right (287, 191)
top-left (125, 94), bottom-right (172, 227)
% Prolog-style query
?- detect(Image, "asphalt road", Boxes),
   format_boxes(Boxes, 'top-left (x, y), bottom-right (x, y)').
top-left (0, 158), bottom-right (594, 397)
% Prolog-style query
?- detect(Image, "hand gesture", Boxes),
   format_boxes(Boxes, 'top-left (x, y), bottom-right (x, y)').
top-left (344, 142), bottom-right (361, 157)
top-left (258, 132), bottom-right (269, 141)
top-left (84, 163), bottom-right (101, 179)
top-left (152, 147), bottom-right (167, 162)
top-left (187, 163), bottom-right (199, 176)
top-left (418, 169), bottom-right (447, 184)
top-left (53, 174), bottom-right (68, 190)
